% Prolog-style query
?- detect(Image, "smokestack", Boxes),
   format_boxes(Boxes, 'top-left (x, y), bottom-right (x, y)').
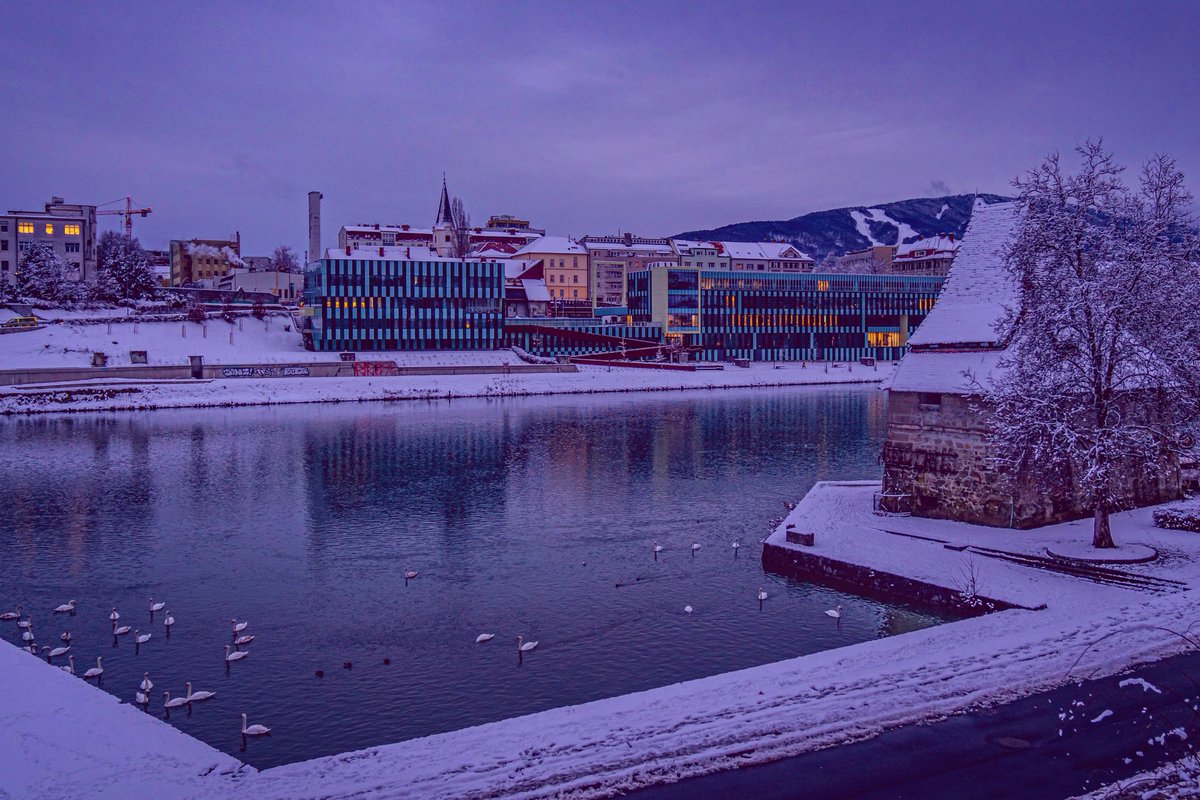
top-left (308, 191), bottom-right (323, 264)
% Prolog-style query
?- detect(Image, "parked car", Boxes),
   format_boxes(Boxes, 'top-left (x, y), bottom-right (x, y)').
top-left (2, 316), bottom-right (39, 329)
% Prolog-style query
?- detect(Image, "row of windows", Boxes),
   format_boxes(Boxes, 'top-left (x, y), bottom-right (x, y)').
top-left (13, 222), bottom-right (81, 235)
top-left (547, 274), bottom-right (581, 284)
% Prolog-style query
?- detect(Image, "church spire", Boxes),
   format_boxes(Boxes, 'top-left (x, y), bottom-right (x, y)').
top-left (435, 173), bottom-right (452, 227)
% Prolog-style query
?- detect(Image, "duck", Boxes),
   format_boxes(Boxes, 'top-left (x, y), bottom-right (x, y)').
top-left (185, 682), bottom-right (216, 702)
top-left (475, 633), bottom-right (495, 643)
top-left (83, 657), bottom-right (103, 680)
top-left (240, 712), bottom-right (271, 736)
top-left (163, 691), bottom-right (188, 709)
top-left (517, 635), bottom-right (538, 653)
top-left (149, 597), bottom-right (165, 613)
top-left (224, 645), bottom-right (247, 663)
top-left (135, 630), bottom-right (151, 645)
top-left (60, 655), bottom-right (75, 675)
top-left (0, 606), bottom-right (20, 622)
top-left (53, 600), bottom-right (76, 614)
top-left (140, 673), bottom-right (153, 692)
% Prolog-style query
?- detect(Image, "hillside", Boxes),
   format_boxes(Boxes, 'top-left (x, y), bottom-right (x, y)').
top-left (676, 193), bottom-right (1012, 263)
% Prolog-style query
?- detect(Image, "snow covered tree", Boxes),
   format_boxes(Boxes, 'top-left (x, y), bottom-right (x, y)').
top-left (15, 242), bottom-right (84, 304)
top-left (449, 196), bottom-right (472, 259)
top-left (986, 142), bottom-right (1200, 548)
top-left (95, 231), bottom-right (158, 301)
top-left (270, 245), bottom-right (300, 273)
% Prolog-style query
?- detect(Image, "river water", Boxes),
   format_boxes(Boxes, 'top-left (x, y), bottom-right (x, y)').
top-left (0, 386), bottom-right (949, 768)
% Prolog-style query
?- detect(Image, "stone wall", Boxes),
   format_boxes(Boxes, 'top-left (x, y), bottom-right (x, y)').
top-left (882, 390), bottom-right (1181, 529)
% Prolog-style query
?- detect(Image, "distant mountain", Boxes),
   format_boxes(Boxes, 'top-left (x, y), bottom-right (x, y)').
top-left (675, 193), bottom-right (1012, 264)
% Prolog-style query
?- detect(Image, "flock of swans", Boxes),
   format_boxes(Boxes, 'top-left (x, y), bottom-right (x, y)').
top-left (1, 597), bottom-right (271, 739)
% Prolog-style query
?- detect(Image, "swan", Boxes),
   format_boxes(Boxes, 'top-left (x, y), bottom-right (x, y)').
top-left (241, 712), bottom-right (271, 736)
top-left (21, 628), bottom-right (35, 642)
top-left (149, 597), bottom-right (165, 613)
top-left (185, 681), bottom-right (216, 702)
top-left (691, 542), bottom-right (701, 554)
top-left (163, 612), bottom-right (174, 628)
top-left (0, 606), bottom-right (20, 621)
top-left (231, 619), bottom-right (248, 633)
top-left (404, 569), bottom-right (418, 580)
top-left (83, 657), bottom-right (103, 680)
top-left (224, 645), bottom-right (247, 662)
top-left (53, 600), bottom-right (76, 613)
top-left (135, 630), bottom-right (151, 645)
top-left (234, 634), bottom-right (254, 646)
top-left (135, 690), bottom-right (149, 706)
top-left (684, 605), bottom-right (694, 614)
top-left (60, 631), bottom-right (72, 643)
top-left (60, 655), bottom-right (75, 675)
top-left (163, 691), bottom-right (188, 709)
top-left (26, 644), bottom-right (39, 655)
top-left (109, 608), bottom-right (120, 622)
top-left (825, 605), bottom-right (843, 619)
top-left (113, 623), bottom-right (131, 635)
top-left (653, 543), bottom-right (664, 553)
top-left (43, 644), bottom-right (70, 660)
top-left (517, 635), bottom-right (538, 652)
top-left (17, 616), bottom-right (31, 629)
top-left (757, 588), bottom-right (768, 602)
top-left (475, 633), bottom-right (495, 643)
top-left (140, 673), bottom-right (153, 692)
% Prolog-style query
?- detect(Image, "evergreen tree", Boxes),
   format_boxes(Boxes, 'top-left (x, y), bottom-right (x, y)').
top-left (16, 242), bottom-right (83, 304)
top-left (95, 231), bottom-right (158, 301)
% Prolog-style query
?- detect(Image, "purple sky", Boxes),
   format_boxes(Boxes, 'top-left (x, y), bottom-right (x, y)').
top-left (2, 2), bottom-right (1197, 256)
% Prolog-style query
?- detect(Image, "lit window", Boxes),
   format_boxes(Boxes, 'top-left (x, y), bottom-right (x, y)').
top-left (18, 222), bottom-right (34, 234)
top-left (44, 224), bottom-right (54, 235)
top-left (64, 224), bottom-right (80, 236)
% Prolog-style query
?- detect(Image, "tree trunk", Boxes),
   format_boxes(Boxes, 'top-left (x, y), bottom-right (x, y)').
top-left (1092, 506), bottom-right (1115, 549)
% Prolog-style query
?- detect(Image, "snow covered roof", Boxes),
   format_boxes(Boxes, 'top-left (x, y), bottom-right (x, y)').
top-left (324, 246), bottom-right (450, 261)
top-left (504, 260), bottom-right (541, 280)
top-left (906, 202), bottom-right (1019, 349)
top-left (521, 278), bottom-right (551, 303)
top-left (717, 241), bottom-right (813, 261)
top-left (343, 225), bottom-right (433, 236)
top-left (894, 235), bottom-right (960, 260)
top-left (513, 236), bottom-right (585, 256)
top-left (583, 241), bottom-right (674, 255)
top-left (886, 350), bottom-right (1005, 393)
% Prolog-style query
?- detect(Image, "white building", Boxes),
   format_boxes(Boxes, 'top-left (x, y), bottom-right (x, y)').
top-left (0, 197), bottom-right (98, 286)
top-left (891, 234), bottom-right (960, 276)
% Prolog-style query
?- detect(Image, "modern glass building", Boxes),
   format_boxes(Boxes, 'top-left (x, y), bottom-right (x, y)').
top-left (302, 251), bottom-right (505, 351)
top-left (627, 267), bottom-right (944, 362)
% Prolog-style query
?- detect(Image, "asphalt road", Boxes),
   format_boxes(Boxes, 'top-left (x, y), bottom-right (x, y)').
top-left (628, 651), bottom-right (1200, 799)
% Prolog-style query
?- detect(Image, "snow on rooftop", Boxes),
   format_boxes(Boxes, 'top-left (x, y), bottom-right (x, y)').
top-left (324, 245), bottom-right (448, 261)
top-left (520, 278), bottom-right (552, 303)
top-left (905, 201), bottom-right (1019, 349)
top-left (513, 236), bottom-right (584, 256)
top-left (895, 235), bottom-right (960, 259)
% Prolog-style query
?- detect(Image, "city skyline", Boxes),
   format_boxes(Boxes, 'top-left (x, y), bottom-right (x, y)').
top-left (2, 1), bottom-right (1197, 256)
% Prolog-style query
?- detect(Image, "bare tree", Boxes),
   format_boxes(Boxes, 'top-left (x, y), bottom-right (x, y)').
top-left (449, 196), bottom-right (472, 259)
top-left (270, 245), bottom-right (300, 273)
top-left (986, 141), bottom-right (1200, 548)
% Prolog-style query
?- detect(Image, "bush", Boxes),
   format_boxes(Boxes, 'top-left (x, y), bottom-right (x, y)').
top-left (251, 302), bottom-right (266, 320)
top-left (187, 304), bottom-right (207, 324)
top-left (1154, 507), bottom-right (1200, 532)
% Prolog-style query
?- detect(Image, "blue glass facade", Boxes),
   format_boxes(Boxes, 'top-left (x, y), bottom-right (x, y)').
top-left (628, 268), bottom-right (943, 362)
top-left (303, 256), bottom-right (504, 351)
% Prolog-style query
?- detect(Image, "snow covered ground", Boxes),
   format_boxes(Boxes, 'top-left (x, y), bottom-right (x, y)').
top-left (0, 361), bottom-right (891, 415)
top-left (4, 483), bottom-right (1198, 799)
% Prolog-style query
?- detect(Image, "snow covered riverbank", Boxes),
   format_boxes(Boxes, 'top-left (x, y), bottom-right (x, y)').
top-left (0, 361), bottom-right (890, 415)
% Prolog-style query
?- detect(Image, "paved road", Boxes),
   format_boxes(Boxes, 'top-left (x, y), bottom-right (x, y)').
top-left (629, 651), bottom-right (1200, 799)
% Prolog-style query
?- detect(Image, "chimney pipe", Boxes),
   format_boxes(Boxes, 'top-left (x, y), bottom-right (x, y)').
top-left (379, 246), bottom-right (384, 257)
top-left (345, 245), bottom-right (351, 256)
top-left (308, 191), bottom-right (323, 265)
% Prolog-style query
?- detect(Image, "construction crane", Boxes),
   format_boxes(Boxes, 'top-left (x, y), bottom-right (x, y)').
top-left (97, 196), bottom-right (152, 238)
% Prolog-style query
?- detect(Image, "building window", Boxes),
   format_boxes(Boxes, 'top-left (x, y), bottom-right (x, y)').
top-left (18, 241), bottom-right (32, 253)
top-left (18, 222), bottom-right (33, 234)
top-left (65, 242), bottom-right (80, 253)
top-left (1, 261), bottom-right (8, 271)
top-left (573, 275), bottom-right (578, 283)
top-left (0, 240), bottom-right (6, 251)
top-left (64, 224), bottom-right (80, 236)
top-left (44, 224), bottom-right (54, 235)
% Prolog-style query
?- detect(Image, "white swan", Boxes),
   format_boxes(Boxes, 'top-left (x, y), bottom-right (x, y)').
top-left (0, 606), bottom-right (20, 621)
top-left (135, 630), bottom-right (151, 645)
top-left (732, 540), bottom-right (741, 553)
top-left (53, 600), bottom-right (76, 613)
top-left (135, 690), bottom-right (149, 706)
top-left (185, 681), bottom-right (216, 702)
top-left (60, 655), bottom-right (75, 675)
top-left (163, 612), bottom-right (174, 628)
top-left (109, 608), bottom-right (120, 622)
top-left (241, 712), bottom-right (271, 736)
top-left (404, 569), bottom-right (418, 580)
top-left (235, 634), bottom-right (254, 645)
top-left (224, 645), bottom-right (247, 662)
top-left (475, 633), bottom-right (495, 643)
top-left (231, 619), bottom-right (248, 633)
top-left (17, 616), bottom-right (31, 629)
top-left (692, 542), bottom-right (701, 552)
top-left (757, 587), bottom-right (768, 602)
top-left (113, 623), bottom-right (131, 635)
top-left (83, 657), bottom-right (103, 680)
top-left (43, 644), bottom-right (70, 660)
top-left (140, 673), bottom-right (153, 692)
top-left (21, 628), bottom-right (34, 642)
top-left (60, 631), bottom-right (71, 642)
top-left (149, 597), bottom-right (165, 613)
top-left (684, 605), bottom-right (693, 614)
top-left (825, 604), bottom-right (843, 619)
top-left (163, 691), bottom-right (188, 709)
top-left (517, 635), bottom-right (538, 652)
top-left (653, 543), bottom-right (664, 553)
